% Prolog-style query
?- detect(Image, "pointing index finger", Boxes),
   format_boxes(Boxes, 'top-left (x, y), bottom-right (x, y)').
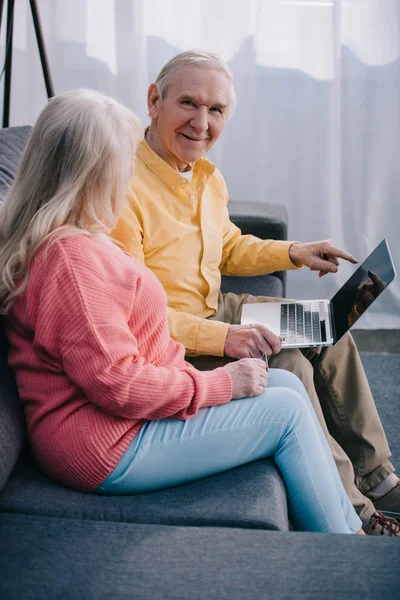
top-left (325, 245), bottom-right (358, 264)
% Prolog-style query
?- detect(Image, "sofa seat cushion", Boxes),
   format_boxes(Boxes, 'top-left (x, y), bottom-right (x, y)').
top-left (0, 455), bottom-right (289, 530)
top-left (1, 513), bottom-right (399, 600)
top-left (221, 273), bottom-right (283, 298)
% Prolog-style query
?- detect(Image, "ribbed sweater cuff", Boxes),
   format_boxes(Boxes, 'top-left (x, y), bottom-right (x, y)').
top-left (198, 367), bottom-right (232, 408)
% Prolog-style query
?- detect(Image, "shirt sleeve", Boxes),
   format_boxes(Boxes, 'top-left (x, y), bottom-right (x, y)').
top-left (213, 174), bottom-right (302, 276)
top-left (35, 241), bottom-right (232, 422)
top-left (167, 307), bottom-right (230, 357)
top-left (220, 205), bottom-right (302, 276)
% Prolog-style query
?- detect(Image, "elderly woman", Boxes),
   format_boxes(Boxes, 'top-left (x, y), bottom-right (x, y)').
top-left (0, 89), bottom-right (365, 534)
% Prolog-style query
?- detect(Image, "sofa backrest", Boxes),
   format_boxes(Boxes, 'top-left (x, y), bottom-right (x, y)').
top-left (0, 126), bottom-right (32, 491)
top-left (0, 125), bottom-right (32, 199)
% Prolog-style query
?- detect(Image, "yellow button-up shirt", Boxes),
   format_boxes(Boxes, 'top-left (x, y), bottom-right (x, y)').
top-left (112, 139), bottom-right (299, 356)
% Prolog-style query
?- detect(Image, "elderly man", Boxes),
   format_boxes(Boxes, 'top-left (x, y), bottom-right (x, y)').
top-left (112, 50), bottom-right (400, 535)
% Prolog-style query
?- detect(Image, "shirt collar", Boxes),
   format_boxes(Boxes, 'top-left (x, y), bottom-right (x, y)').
top-left (136, 132), bottom-right (215, 193)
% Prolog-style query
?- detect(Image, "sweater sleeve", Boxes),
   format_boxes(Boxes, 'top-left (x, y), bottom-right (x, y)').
top-left (33, 239), bottom-right (232, 421)
top-left (62, 330), bottom-right (232, 421)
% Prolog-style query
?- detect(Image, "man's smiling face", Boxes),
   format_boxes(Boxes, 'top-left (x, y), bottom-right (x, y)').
top-left (147, 66), bottom-right (231, 171)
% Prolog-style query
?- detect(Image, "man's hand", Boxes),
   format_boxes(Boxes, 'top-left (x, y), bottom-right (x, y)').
top-left (224, 324), bottom-right (282, 359)
top-left (224, 358), bottom-right (268, 399)
top-left (289, 239), bottom-right (358, 278)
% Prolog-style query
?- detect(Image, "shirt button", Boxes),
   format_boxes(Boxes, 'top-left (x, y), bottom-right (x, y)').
top-left (190, 195), bottom-right (195, 201)
top-left (171, 185), bottom-right (176, 190)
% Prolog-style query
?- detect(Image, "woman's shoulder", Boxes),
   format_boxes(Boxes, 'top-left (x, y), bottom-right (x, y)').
top-left (50, 232), bottom-right (110, 252)
top-left (31, 233), bottom-right (135, 282)
top-left (41, 232), bottom-right (121, 262)
top-left (28, 233), bottom-right (146, 306)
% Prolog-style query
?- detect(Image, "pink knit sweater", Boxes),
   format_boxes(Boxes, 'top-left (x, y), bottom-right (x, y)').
top-left (5, 234), bottom-right (232, 491)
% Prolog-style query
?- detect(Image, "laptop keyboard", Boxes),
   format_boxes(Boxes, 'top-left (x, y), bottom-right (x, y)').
top-left (280, 302), bottom-right (327, 345)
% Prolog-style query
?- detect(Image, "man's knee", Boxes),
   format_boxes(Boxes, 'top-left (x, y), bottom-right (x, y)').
top-left (339, 331), bottom-right (355, 345)
top-left (304, 331), bottom-right (360, 369)
top-left (336, 332), bottom-right (358, 354)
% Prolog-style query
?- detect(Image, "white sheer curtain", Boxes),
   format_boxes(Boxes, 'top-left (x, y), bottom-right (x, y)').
top-left (2, 0), bottom-right (400, 327)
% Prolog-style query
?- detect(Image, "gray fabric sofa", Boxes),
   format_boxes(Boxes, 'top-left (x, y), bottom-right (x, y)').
top-left (0, 125), bottom-right (289, 530)
top-left (1, 126), bottom-right (399, 599)
top-left (1, 513), bottom-right (400, 600)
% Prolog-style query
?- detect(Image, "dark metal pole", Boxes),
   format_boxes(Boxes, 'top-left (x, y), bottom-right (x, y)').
top-left (0, 0), bottom-right (5, 32)
top-left (3, 0), bottom-right (15, 127)
top-left (0, 0), bottom-right (53, 127)
top-left (29, 0), bottom-right (54, 98)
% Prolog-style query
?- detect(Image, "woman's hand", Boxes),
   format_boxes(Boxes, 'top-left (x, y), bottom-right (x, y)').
top-left (224, 358), bottom-right (268, 399)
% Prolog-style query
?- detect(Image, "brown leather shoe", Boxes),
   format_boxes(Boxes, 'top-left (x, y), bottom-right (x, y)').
top-left (362, 512), bottom-right (400, 537)
top-left (371, 481), bottom-right (400, 519)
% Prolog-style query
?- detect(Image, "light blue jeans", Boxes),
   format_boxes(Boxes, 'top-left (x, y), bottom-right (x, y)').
top-left (97, 369), bottom-right (362, 534)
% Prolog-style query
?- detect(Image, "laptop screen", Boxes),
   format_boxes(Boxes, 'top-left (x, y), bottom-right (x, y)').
top-left (330, 239), bottom-right (396, 342)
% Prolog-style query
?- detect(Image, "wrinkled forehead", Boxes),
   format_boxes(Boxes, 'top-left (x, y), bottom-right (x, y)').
top-left (165, 65), bottom-right (232, 106)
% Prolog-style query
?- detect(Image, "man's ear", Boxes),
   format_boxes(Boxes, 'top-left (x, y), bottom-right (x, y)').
top-left (148, 83), bottom-right (161, 119)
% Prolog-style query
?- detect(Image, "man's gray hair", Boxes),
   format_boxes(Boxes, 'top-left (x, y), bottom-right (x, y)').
top-left (155, 50), bottom-right (236, 116)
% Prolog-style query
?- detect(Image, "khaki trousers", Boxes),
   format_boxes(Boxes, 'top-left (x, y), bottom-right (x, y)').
top-left (188, 292), bottom-right (394, 522)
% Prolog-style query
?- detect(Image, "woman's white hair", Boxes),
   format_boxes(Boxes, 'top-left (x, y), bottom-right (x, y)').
top-left (155, 50), bottom-right (236, 116)
top-left (0, 88), bottom-right (142, 314)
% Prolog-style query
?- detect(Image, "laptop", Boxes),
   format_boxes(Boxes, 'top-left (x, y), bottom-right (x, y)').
top-left (241, 239), bottom-right (396, 349)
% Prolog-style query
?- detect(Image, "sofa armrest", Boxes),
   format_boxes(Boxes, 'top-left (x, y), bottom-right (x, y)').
top-left (227, 200), bottom-right (288, 295)
top-left (1, 514), bottom-right (399, 600)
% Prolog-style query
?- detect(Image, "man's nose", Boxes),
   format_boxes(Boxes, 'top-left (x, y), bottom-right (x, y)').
top-left (189, 107), bottom-right (209, 133)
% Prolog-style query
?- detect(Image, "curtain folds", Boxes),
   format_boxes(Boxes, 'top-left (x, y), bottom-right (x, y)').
top-left (1, 0), bottom-right (399, 327)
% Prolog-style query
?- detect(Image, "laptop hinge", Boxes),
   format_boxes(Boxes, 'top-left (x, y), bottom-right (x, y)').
top-left (328, 302), bottom-right (336, 344)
